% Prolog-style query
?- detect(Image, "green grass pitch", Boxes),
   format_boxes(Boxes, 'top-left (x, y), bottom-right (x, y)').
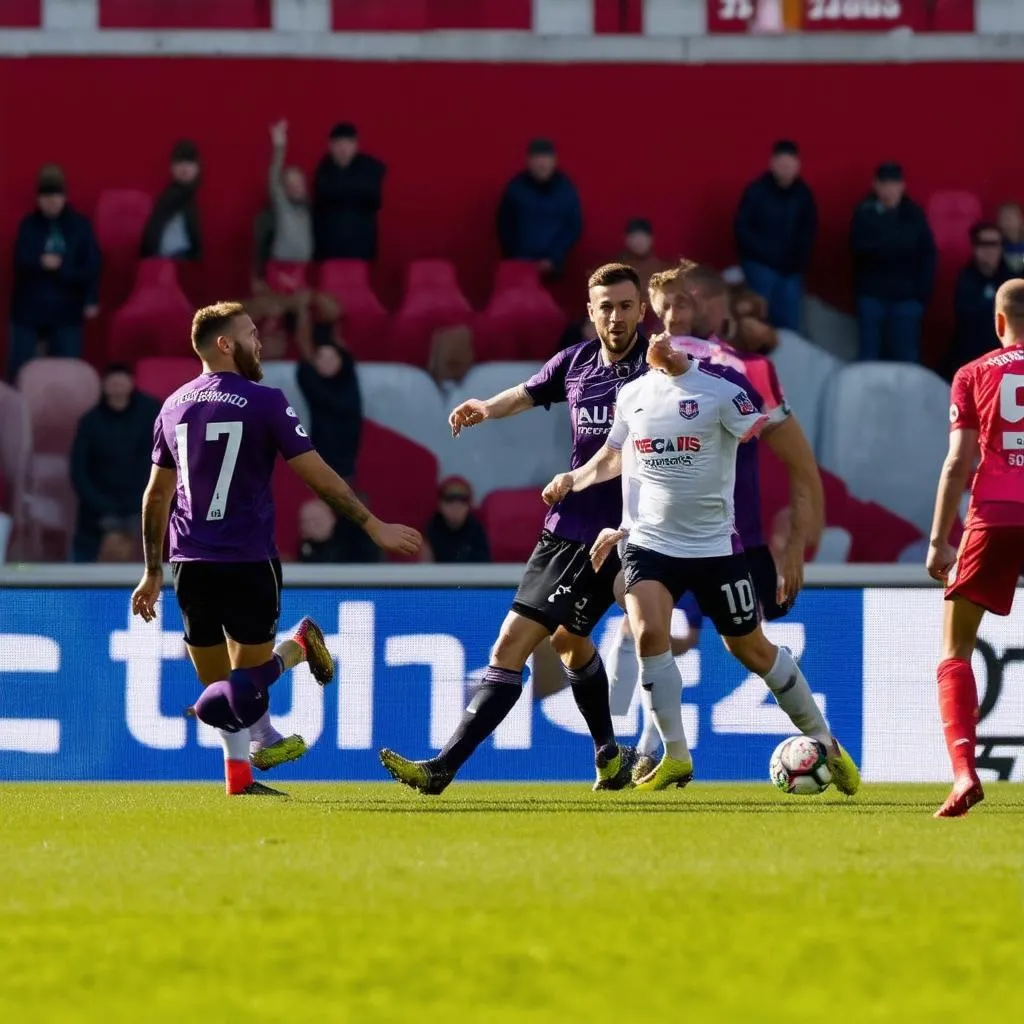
top-left (1, 782), bottom-right (1022, 1021)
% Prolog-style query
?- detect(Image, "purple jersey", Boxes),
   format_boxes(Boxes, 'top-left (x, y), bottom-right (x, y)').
top-left (152, 371), bottom-right (314, 561)
top-left (525, 336), bottom-right (649, 545)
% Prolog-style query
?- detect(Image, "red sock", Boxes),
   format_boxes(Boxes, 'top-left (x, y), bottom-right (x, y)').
top-left (937, 658), bottom-right (979, 780)
top-left (225, 759), bottom-right (253, 795)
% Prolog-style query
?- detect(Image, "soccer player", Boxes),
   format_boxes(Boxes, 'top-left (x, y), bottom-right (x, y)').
top-left (379, 263), bottom-right (650, 794)
top-left (543, 335), bottom-right (860, 793)
top-left (926, 278), bottom-right (1024, 818)
top-left (131, 301), bottom-right (421, 796)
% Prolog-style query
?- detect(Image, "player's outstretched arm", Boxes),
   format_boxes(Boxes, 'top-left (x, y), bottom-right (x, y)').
top-left (131, 465), bottom-right (177, 623)
top-left (927, 428), bottom-right (978, 581)
top-left (287, 450), bottom-right (422, 556)
top-left (449, 384), bottom-right (534, 437)
top-left (542, 444), bottom-right (623, 507)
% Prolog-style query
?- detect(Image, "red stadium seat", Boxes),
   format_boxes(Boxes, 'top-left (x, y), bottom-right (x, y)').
top-left (390, 260), bottom-right (474, 367)
top-left (318, 260), bottom-right (391, 362)
top-left (108, 268), bottom-right (195, 365)
top-left (271, 458), bottom-right (309, 562)
top-left (478, 488), bottom-right (546, 562)
top-left (846, 499), bottom-right (923, 563)
top-left (356, 420), bottom-right (438, 559)
top-left (493, 260), bottom-right (542, 293)
top-left (134, 357), bottom-right (198, 402)
top-left (478, 276), bottom-right (567, 363)
top-left (94, 189), bottom-right (153, 257)
top-left (927, 190), bottom-right (983, 265)
top-left (265, 260), bottom-right (311, 294)
top-left (0, 382), bottom-right (31, 556)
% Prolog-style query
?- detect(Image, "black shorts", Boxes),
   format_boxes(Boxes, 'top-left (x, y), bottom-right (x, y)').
top-left (746, 543), bottom-right (794, 621)
top-left (172, 559), bottom-right (283, 647)
top-left (512, 530), bottom-right (620, 637)
top-left (621, 543), bottom-right (760, 637)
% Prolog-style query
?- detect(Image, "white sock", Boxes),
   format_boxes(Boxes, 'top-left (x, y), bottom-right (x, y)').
top-left (762, 645), bottom-right (830, 743)
top-left (249, 711), bottom-right (284, 750)
top-left (219, 727), bottom-right (251, 763)
top-left (607, 633), bottom-right (639, 716)
top-left (639, 651), bottom-right (691, 763)
top-left (637, 686), bottom-right (661, 756)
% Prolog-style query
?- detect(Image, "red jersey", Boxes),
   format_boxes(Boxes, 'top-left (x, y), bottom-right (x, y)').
top-left (950, 343), bottom-right (1024, 528)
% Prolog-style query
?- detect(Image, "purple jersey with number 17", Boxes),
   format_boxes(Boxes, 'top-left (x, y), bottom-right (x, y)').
top-left (152, 371), bottom-right (314, 562)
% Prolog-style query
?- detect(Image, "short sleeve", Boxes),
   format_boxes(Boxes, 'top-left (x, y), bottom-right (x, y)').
top-left (607, 397), bottom-right (629, 450)
top-left (949, 367), bottom-right (979, 432)
top-left (151, 413), bottom-right (175, 469)
top-left (523, 348), bottom-right (572, 408)
top-left (267, 388), bottom-right (316, 460)
top-left (721, 384), bottom-right (769, 441)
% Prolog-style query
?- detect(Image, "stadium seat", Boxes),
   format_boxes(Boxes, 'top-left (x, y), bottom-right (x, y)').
top-left (479, 488), bottom-right (548, 562)
top-left (317, 260), bottom-right (391, 362)
top-left (493, 260), bottom-right (542, 293)
top-left (479, 266), bottom-right (567, 362)
top-left (811, 527), bottom-right (852, 564)
top-left (265, 260), bottom-right (311, 294)
top-left (260, 361), bottom-right (310, 430)
top-left (271, 457), bottom-right (309, 562)
top-left (355, 362), bottom-right (450, 458)
top-left (391, 259), bottom-right (474, 366)
top-left (108, 265), bottom-right (195, 364)
top-left (441, 362), bottom-right (570, 502)
top-left (134, 357), bottom-right (197, 402)
top-left (817, 362), bottom-right (949, 535)
top-left (926, 190), bottom-right (983, 265)
top-left (801, 295), bottom-right (858, 363)
top-left (0, 382), bottom-right (31, 557)
top-left (770, 330), bottom-right (843, 451)
top-left (17, 359), bottom-right (101, 560)
top-left (94, 189), bottom-right (153, 257)
top-left (355, 421), bottom-right (438, 558)
top-left (845, 499), bottom-right (923, 563)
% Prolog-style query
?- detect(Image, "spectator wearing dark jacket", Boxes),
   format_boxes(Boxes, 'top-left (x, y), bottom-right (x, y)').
top-left (70, 364), bottom-right (160, 562)
top-left (313, 122), bottom-right (386, 261)
top-left (140, 139), bottom-right (202, 261)
top-left (947, 222), bottom-right (1011, 377)
top-left (424, 476), bottom-right (490, 564)
top-left (497, 138), bottom-right (582, 277)
top-left (850, 163), bottom-right (937, 363)
top-left (734, 140), bottom-right (817, 331)
top-left (8, 165), bottom-right (100, 381)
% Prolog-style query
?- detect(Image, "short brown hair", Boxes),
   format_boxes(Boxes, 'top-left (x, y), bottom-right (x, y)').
top-left (679, 263), bottom-right (727, 298)
top-left (996, 279), bottom-right (1024, 325)
top-left (587, 262), bottom-right (641, 292)
top-left (648, 265), bottom-right (693, 297)
top-left (191, 301), bottom-right (247, 351)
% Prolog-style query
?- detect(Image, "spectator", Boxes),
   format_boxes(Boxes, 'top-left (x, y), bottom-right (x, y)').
top-left (427, 324), bottom-right (474, 398)
top-left (850, 162), bottom-right (936, 363)
top-left (244, 285), bottom-right (339, 361)
top-left (140, 139), bottom-right (202, 260)
top-left (724, 269), bottom-right (779, 355)
top-left (298, 498), bottom-right (380, 564)
top-left (423, 476), bottom-right (490, 564)
top-left (8, 164), bottom-right (100, 381)
top-left (616, 218), bottom-right (670, 297)
top-left (497, 138), bottom-right (582, 278)
top-left (997, 201), bottom-right (1024, 275)
top-left (947, 222), bottom-right (1010, 377)
top-left (313, 122), bottom-right (386, 261)
top-left (295, 302), bottom-right (362, 480)
top-left (734, 140), bottom-right (817, 331)
top-left (69, 364), bottom-right (160, 563)
top-left (252, 120), bottom-right (314, 287)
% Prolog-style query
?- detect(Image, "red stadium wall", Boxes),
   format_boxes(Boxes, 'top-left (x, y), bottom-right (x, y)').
top-left (0, 59), bottom-right (1019, 366)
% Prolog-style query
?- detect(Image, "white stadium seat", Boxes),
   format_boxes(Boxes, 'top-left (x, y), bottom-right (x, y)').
top-left (442, 362), bottom-right (571, 501)
top-left (355, 363), bottom-right (450, 457)
top-left (802, 295), bottom-right (859, 363)
top-left (770, 329), bottom-right (843, 451)
top-left (817, 362), bottom-right (950, 535)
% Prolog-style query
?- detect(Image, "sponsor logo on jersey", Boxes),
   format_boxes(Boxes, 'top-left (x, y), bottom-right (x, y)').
top-left (732, 391), bottom-right (757, 416)
top-left (633, 436), bottom-right (702, 455)
top-left (575, 405), bottom-right (614, 436)
top-left (678, 399), bottom-right (699, 420)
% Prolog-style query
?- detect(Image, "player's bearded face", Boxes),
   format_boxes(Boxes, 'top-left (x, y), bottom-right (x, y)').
top-left (232, 338), bottom-right (264, 382)
top-left (589, 283), bottom-right (644, 355)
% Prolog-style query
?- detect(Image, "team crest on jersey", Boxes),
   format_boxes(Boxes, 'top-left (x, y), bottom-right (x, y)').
top-left (732, 392), bottom-right (757, 416)
top-left (678, 399), bottom-right (699, 420)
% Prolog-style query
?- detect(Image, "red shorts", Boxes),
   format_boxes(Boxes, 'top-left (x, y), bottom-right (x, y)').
top-left (945, 526), bottom-right (1024, 616)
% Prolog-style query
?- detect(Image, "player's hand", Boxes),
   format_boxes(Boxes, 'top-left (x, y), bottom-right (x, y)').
top-left (776, 541), bottom-right (805, 606)
top-left (449, 399), bottom-right (489, 438)
top-left (130, 569), bottom-right (163, 623)
top-left (927, 541), bottom-right (957, 583)
top-left (589, 527), bottom-right (627, 572)
top-left (542, 472), bottom-right (575, 507)
top-left (270, 119), bottom-right (288, 147)
top-left (41, 253), bottom-right (62, 271)
top-left (367, 520), bottom-right (423, 556)
top-left (84, 304), bottom-right (100, 320)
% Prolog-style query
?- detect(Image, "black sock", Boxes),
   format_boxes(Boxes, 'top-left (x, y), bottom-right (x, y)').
top-left (567, 653), bottom-right (617, 752)
top-left (435, 667), bottom-right (523, 774)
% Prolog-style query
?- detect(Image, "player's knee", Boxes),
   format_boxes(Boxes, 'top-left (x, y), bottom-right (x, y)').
top-left (549, 629), bottom-right (592, 670)
top-left (723, 629), bottom-right (776, 675)
top-left (490, 614), bottom-right (540, 671)
top-left (633, 621), bottom-right (670, 658)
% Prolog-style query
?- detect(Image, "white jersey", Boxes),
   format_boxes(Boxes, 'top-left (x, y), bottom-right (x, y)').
top-left (608, 358), bottom-right (768, 558)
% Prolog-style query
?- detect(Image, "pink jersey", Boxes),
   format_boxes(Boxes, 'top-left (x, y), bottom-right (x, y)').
top-left (950, 343), bottom-right (1024, 528)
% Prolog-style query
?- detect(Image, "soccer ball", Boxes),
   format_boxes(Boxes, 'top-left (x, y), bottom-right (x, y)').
top-left (769, 736), bottom-right (832, 795)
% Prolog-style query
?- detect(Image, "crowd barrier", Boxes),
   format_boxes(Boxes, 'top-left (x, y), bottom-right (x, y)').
top-left (0, 565), bottom-right (1021, 784)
